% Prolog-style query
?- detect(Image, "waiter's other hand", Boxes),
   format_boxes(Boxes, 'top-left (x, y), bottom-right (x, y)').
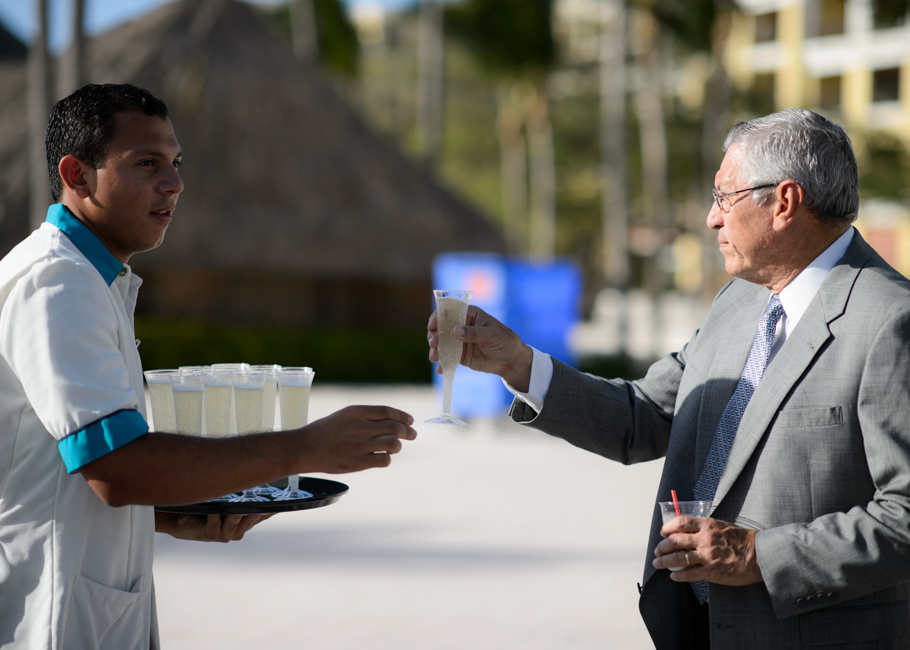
top-left (652, 516), bottom-right (763, 586)
top-left (155, 512), bottom-right (273, 543)
top-left (299, 405), bottom-right (416, 473)
top-left (427, 306), bottom-right (533, 393)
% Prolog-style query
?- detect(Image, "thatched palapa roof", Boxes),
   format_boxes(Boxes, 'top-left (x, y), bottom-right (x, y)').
top-left (0, 0), bottom-right (503, 326)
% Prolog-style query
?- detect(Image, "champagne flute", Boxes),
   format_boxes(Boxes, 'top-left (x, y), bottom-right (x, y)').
top-left (229, 369), bottom-right (269, 503)
top-left (143, 369), bottom-right (179, 432)
top-left (203, 368), bottom-right (236, 502)
top-left (211, 363), bottom-right (250, 435)
top-left (427, 290), bottom-right (472, 425)
top-left (203, 369), bottom-right (233, 438)
top-left (170, 370), bottom-right (205, 436)
top-left (274, 367), bottom-right (315, 500)
top-left (249, 364), bottom-right (283, 498)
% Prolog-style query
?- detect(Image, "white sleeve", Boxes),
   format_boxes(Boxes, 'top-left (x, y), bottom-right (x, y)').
top-left (0, 256), bottom-right (145, 458)
top-left (501, 347), bottom-right (554, 413)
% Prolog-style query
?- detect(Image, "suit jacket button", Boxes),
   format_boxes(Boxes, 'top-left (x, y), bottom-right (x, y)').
top-left (827, 593), bottom-right (838, 601)
top-left (806, 596), bottom-right (816, 606)
top-left (816, 593), bottom-right (826, 602)
top-left (797, 598), bottom-right (806, 607)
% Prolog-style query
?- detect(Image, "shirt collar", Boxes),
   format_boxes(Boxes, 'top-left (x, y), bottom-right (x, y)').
top-left (45, 204), bottom-right (124, 286)
top-left (778, 226), bottom-right (855, 329)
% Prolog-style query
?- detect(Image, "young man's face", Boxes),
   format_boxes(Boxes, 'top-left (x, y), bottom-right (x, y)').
top-left (82, 110), bottom-right (184, 263)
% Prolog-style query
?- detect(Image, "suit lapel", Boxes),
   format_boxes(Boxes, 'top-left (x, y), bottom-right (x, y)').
top-left (711, 233), bottom-right (869, 507)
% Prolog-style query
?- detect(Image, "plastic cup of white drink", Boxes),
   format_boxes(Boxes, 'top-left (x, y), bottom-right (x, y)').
top-left (143, 369), bottom-right (179, 432)
top-left (169, 370), bottom-right (205, 436)
top-left (211, 364), bottom-right (249, 434)
top-left (277, 367), bottom-right (315, 431)
top-left (229, 369), bottom-right (270, 503)
top-left (230, 370), bottom-right (267, 435)
top-left (251, 365), bottom-right (281, 432)
top-left (274, 367), bottom-right (316, 501)
top-left (658, 500), bottom-right (712, 570)
top-left (426, 290), bottom-right (472, 425)
top-left (203, 369), bottom-right (233, 438)
top-left (249, 365), bottom-right (283, 498)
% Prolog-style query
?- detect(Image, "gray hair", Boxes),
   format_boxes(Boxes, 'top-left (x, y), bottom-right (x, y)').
top-left (723, 108), bottom-right (859, 224)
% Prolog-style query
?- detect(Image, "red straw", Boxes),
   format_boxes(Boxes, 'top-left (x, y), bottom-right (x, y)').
top-left (671, 490), bottom-right (681, 517)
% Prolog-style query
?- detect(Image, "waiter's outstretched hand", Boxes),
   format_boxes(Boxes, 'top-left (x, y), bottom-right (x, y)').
top-left (427, 306), bottom-right (533, 392)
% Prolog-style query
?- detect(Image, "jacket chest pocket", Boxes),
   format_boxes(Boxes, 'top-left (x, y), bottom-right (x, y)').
top-left (775, 406), bottom-right (843, 429)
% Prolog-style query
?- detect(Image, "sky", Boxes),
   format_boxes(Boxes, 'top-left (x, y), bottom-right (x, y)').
top-left (0, 0), bottom-right (417, 51)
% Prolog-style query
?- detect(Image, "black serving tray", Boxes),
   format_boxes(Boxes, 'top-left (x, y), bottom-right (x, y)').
top-left (154, 477), bottom-right (348, 515)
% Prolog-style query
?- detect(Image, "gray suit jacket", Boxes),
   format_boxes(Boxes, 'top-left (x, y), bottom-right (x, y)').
top-left (511, 232), bottom-right (910, 649)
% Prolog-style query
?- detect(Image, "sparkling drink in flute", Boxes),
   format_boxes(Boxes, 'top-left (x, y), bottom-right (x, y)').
top-left (249, 365), bottom-right (282, 497)
top-left (427, 290), bottom-right (472, 425)
top-left (144, 370), bottom-right (178, 432)
top-left (229, 370), bottom-right (269, 502)
top-left (202, 368), bottom-right (236, 502)
top-left (251, 365), bottom-right (280, 432)
top-left (203, 369), bottom-right (233, 438)
top-left (211, 363), bottom-right (250, 434)
top-left (170, 371), bottom-right (205, 435)
top-left (274, 367), bottom-right (315, 500)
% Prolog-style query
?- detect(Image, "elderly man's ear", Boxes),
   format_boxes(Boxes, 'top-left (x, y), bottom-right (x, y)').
top-left (771, 180), bottom-right (805, 232)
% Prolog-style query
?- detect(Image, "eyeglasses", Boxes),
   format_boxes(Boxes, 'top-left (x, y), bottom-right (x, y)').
top-left (712, 184), bottom-right (777, 212)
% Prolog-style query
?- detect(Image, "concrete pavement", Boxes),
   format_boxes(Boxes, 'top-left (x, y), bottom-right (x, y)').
top-left (153, 384), bottom-right (664, 649)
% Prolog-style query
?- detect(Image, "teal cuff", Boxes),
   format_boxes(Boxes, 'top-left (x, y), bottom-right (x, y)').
top-left (58, 409), bottom-right (149, 473)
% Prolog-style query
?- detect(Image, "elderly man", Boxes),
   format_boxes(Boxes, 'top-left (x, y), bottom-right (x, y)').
top-left (428, 109), bottom-right (910, 648)
top-left (0, 83), bottom-right (417, 649)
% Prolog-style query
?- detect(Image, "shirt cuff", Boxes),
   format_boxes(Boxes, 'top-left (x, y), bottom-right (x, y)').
top-left (502, 347), bottom-right (554, 413)
top-left (58, 409), bottom-right (149, 473)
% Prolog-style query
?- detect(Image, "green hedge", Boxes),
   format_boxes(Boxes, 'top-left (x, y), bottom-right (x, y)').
top-left (134, 317), bottom-right (433, 383)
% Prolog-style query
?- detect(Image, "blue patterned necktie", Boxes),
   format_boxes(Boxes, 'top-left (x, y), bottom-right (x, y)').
top-left (690, 293), bottom-right (784, 604)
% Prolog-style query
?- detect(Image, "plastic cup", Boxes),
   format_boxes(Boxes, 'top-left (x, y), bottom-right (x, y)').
top-left (143, 369), bottom-right (179, 432)
top-left (658, 499), bottom-right (712, 571)
top-left (170, 371), bottom-right (205, 436)
top-left (658, 500), bottom-right (713, 524)
top-left (203, 369), bottom-right (233, 438)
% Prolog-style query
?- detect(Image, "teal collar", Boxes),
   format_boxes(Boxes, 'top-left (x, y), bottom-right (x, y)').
top-left (45, 204), bottom-right (124, 286)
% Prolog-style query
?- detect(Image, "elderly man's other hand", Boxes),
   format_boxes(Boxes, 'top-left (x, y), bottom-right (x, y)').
top-left (427, 306), bottom-right (533, 392)
top-left (652, 516), bottom-right (763, 586)
top-left (155, 512), bottom-right (273, 543)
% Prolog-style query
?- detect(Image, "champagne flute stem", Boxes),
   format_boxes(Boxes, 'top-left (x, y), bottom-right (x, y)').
top-left (442, 370), bottom-right (455, 415)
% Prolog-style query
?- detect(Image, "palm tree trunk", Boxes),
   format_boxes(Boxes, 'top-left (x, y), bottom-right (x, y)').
top-left (417, 0), bottom-right (445, 169)
top-left (496, 82), bottom-right (528, 255)
top-left (527, 83), bottom-right (555, 260)
top-left (700, 7), bottom-right (733, 302)
top-left (599, 0), bottom-right (628, 288)
top-left (632, 9), bottom-right (669, 359)
top-left (29, 0), bottom-right (51, 230)
top-left (290, 0), bottom-right (319, 65)
top-left (58, 0), bottom-right (86, 97)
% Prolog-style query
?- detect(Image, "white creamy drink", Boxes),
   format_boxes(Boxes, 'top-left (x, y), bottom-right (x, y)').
top-left (261, 377), bottom-right (278, 431)
top-left (234, 386), bottom-right (264, 434)
top-left (173, 387), bottom-right (203, 435)
top-left (274, 367), bottom-right (316, 500)
top-left (435, 295), bottom-right (470, 414)
top-left (147, 381), bottom-right (176, 432)
top-left (204, 383), bottom-right (232, 437)
top-left (279, 384), bottom-right (310, 429)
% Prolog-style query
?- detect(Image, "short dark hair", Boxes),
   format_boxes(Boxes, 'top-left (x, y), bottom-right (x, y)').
top-left (45, 83), bottom-right (169, 202)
